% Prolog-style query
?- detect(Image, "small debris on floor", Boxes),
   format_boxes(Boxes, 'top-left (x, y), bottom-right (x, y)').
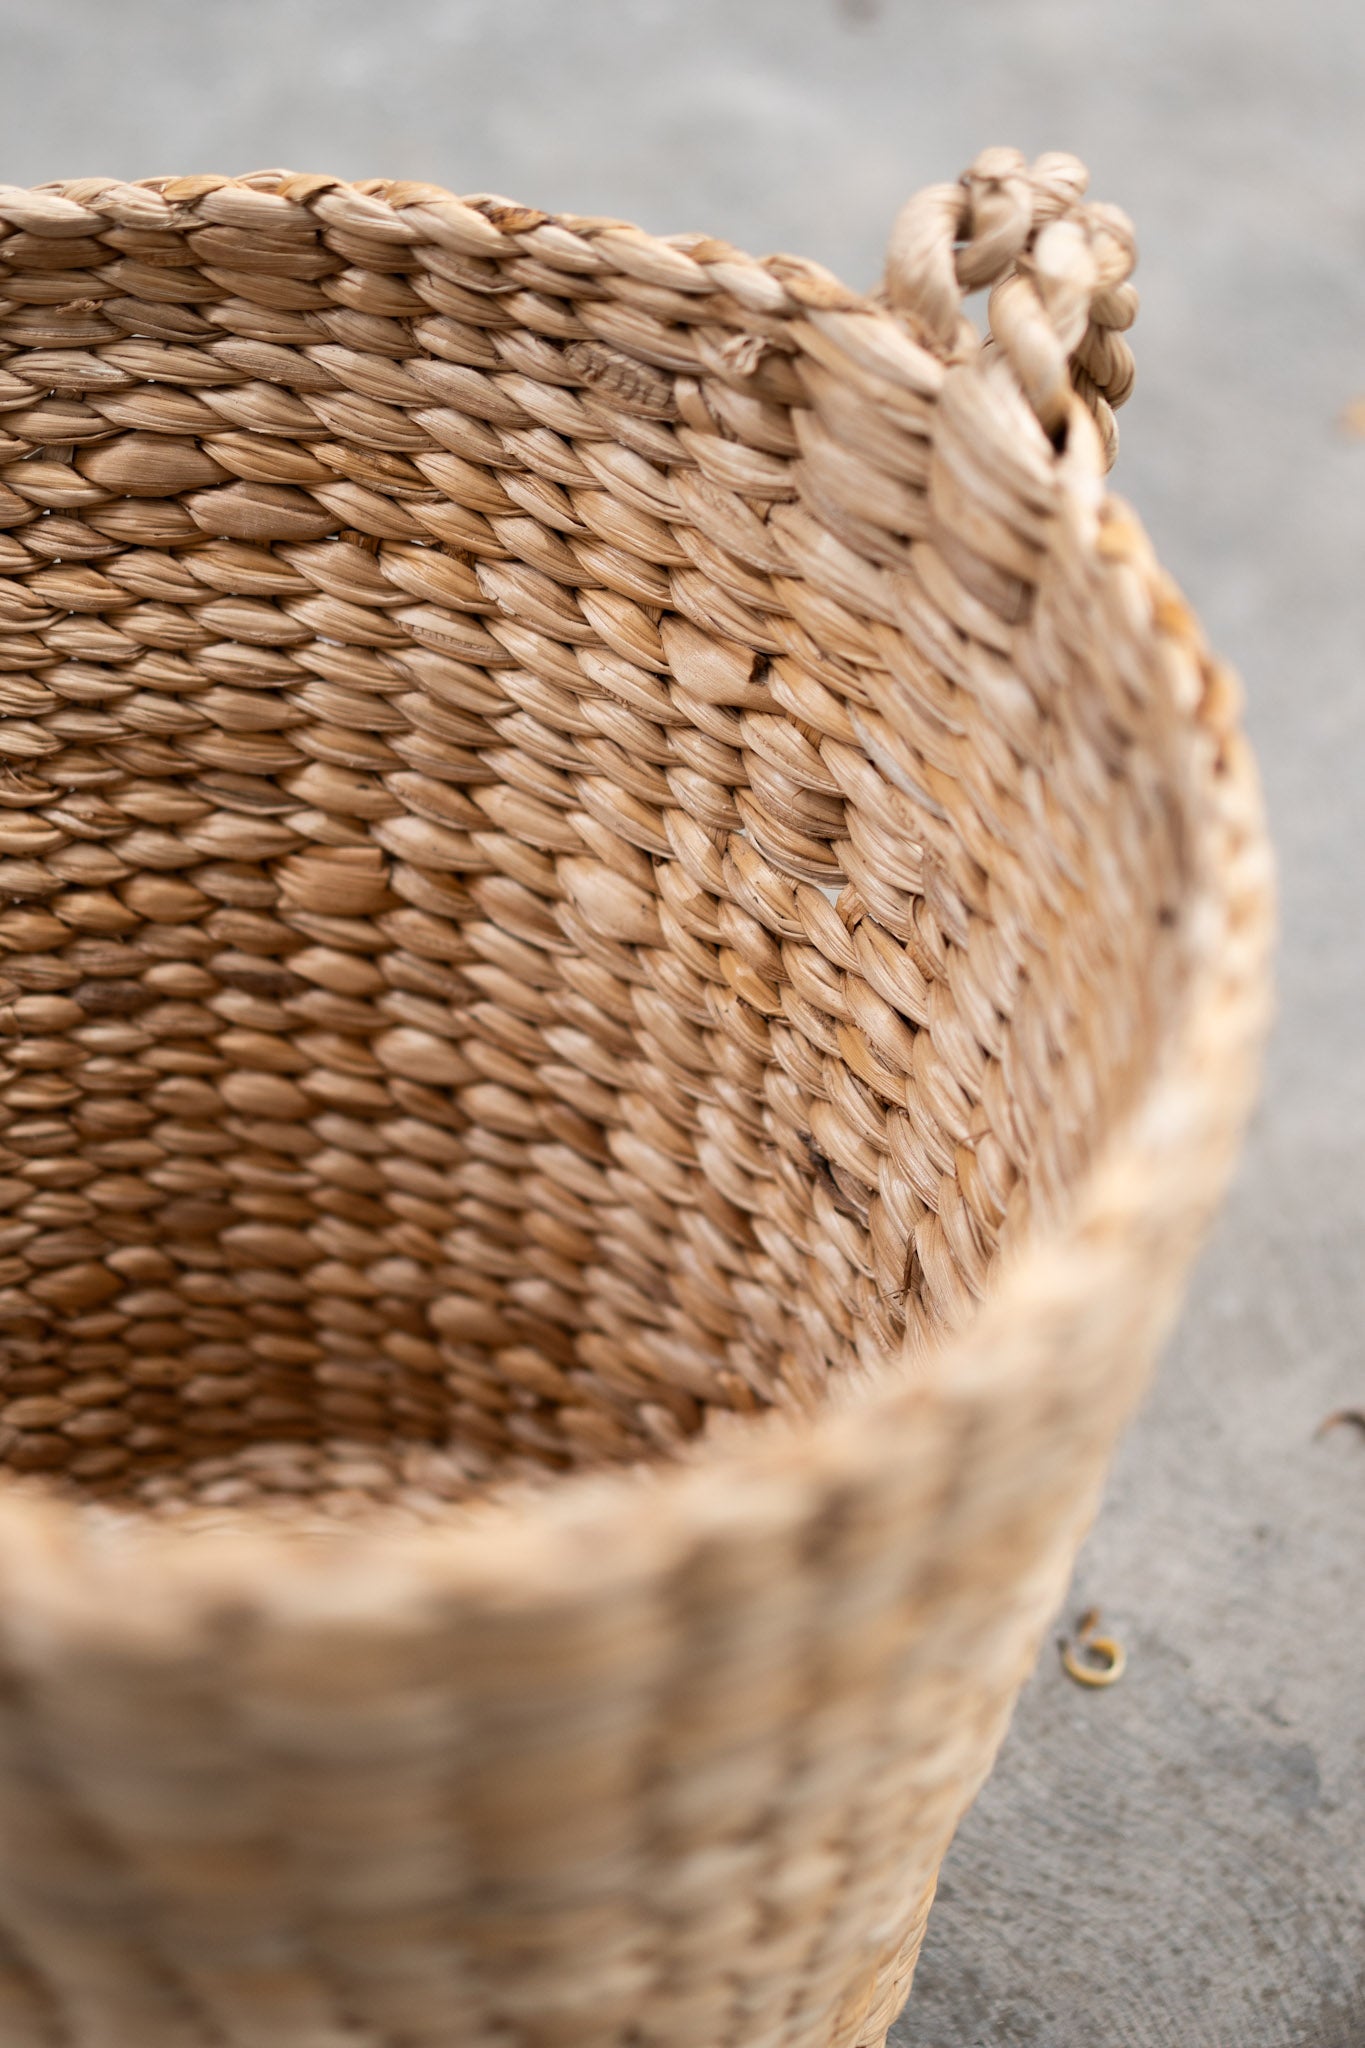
top-left (1315, 1407), bottom-right (1365, 1439)
top-left (1059, 1606), bottom-right (1127, 1688)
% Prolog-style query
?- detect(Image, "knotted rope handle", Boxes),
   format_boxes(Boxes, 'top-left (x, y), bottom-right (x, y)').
top-left (884, 148), bottom-right (1138, 468)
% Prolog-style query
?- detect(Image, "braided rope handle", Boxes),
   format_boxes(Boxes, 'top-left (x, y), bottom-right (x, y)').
top-left (884, 148), bottom-right (1138, 467)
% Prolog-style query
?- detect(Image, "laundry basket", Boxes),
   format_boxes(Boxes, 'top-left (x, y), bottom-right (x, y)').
top-left (0, 150), bottom-right (1270, 2048)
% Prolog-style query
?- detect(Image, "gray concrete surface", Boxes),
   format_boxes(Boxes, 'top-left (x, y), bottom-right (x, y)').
top-left (3, 3), bottom-right (1364, 2041)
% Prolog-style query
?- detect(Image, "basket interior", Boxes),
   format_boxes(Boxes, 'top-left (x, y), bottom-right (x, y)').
top-left (0, 182), bottom-right (1190, 1525)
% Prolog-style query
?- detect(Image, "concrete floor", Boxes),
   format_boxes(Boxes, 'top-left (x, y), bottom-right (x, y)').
top-left (3, 2), bottom-right (1364, 2041)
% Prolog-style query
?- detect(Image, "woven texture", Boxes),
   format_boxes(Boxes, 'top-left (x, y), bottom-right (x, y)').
top-left (0, 150), bottom-right (1270, 2047)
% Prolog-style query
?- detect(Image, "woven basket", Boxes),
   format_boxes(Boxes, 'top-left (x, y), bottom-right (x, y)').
top-left (0, 150), bottom-right (1269, 2047)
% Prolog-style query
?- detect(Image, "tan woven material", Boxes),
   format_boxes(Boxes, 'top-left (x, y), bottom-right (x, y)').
top-left (0, 150), bottom-right (1270, 2046)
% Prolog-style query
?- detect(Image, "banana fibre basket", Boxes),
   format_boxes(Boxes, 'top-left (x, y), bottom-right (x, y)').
top-left (0, 148), bottom-right (1271, 2048)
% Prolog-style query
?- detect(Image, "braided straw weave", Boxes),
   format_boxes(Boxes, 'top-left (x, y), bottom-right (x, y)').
top-left (0, 150), bottom-right (1269, 2046)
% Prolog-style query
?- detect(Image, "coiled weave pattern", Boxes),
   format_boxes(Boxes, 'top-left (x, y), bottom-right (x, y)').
top-left (0, 152), bottom-right (1269, 2047)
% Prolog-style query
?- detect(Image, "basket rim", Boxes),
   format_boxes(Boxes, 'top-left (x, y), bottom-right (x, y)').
top-left (0, 176), bottom-right (1274, 1620)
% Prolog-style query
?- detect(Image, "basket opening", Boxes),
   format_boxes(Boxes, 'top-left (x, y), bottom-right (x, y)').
top-left (0, 219), bottom-right (1190, 1529)
top-left (0, 516), bottom-right (1185, 1530)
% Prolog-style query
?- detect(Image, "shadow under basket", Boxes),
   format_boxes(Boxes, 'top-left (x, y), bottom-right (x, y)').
top-left (0, 151), bottom-right (1270, 2048)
